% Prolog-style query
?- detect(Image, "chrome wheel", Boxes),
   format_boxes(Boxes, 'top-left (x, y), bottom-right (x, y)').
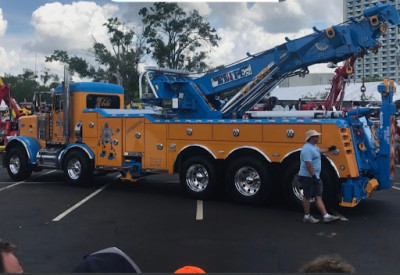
top-left (234, 166), bottom-right (261, 197)
top-left (9, 155), bottom-right (20, 175)
top-left (185, 164), bottom-right (209, 192)
top-left (67, 158), bottom-right (82, 180)
top-left (6, 146), bottom-right (32, 181)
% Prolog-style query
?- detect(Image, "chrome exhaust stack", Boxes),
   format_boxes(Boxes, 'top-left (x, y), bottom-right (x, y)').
top-left (63, 66), bottom-right (71, 144)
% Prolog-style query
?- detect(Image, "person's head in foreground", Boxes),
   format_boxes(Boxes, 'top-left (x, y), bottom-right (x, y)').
top-left (299, 254), bottom-right (355, 273)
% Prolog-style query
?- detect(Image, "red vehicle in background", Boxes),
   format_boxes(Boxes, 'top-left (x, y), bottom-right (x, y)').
top-left (0, 78), bottom-right (31, 149)
top-left (250, 56), bottom-right (359, 113)
top-left (300, 56), bottom-right (358, 111)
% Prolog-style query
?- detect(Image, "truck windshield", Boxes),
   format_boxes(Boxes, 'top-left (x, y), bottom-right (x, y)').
top-left (54, 94), bottom-right (63, 111)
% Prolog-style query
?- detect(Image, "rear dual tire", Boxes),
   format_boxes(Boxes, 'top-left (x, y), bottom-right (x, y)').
top-left (281, 158), bottom-right (338, 211)
top-left (179, 156), bottom-right (218, 199)
top-left (180, 155), bottom-right (273, 204)
top-left (226, 157), bottom-right (273, 205)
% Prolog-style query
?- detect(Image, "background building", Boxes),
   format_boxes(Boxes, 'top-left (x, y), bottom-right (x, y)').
top-left (344, 0), bottom-right (399, 83)
top-left (279, 73), bottom-right (334, 87)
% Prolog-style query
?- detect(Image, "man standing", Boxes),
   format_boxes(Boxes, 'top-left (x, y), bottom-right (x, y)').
top-left (0, 240), bottom-right (23, 273)
top-left (299, 130), bottom-right (340, 224)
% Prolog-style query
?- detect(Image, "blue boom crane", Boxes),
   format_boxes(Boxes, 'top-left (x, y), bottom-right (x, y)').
top-left (140, 4), bottom-right (400, 119)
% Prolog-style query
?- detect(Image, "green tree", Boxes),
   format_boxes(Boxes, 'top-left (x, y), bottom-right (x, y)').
top-left (1, 68), bottom-right (62, 105)
top-left (2, 69), bottom-right (39, 103)
top-left (301, 91), bottom-right (329, 100)
top-left (139, 2), bottom-right (220, 72)
top-left (40, 67), bottom-right (60, 89)
top-left (45, 17), bottom-right (145, 102)
top-left (45, 50), bottom-right (92, 78)
top-left (364, 75), bottom-right (382, 82)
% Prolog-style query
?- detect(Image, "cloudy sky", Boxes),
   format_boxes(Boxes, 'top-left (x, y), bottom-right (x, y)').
top-left (0, 0), bottom-right (344, 81)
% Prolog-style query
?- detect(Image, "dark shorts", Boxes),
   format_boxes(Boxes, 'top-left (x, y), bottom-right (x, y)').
top-left (298, 176), bottom-right (323, 199)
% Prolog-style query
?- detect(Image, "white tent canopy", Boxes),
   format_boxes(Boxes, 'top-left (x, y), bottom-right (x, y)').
top-left (270, 81), bottom-right (400, 102)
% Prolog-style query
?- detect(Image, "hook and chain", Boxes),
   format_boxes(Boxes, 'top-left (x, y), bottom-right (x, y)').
top-left (360, 58), bottom-right (366, 101)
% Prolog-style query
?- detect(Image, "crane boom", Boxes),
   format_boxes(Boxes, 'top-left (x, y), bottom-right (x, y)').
top-left (140, 4), bottom-right (400, 119)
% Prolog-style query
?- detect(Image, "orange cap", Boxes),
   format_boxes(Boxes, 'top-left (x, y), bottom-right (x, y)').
top-left (174, 266), bottom-right (205, 273)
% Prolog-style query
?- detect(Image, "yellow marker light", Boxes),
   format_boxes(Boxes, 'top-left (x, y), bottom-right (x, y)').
top-left (339, 197), bottom-right (358, 207)
top-left (326, 27), bottom-right (335, 38)
top-left (365, 179), bottom-right (379, 196)
top-left (369, 15), bottom-right (380, 27)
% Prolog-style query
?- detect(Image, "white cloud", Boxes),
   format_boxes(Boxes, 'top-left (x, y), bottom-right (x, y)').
top-left (182, 2), bottom-right (211, 17)
top-left (208, 25), bottom-right (314, 67)
top-left (27, 1), bottom-right (119, 53)
top-left (0, 9), bottom-right (7, 38)
top-left (0, 47), bottom-right (21, 73)
top-left (0, 10), bottom-right (19, 74)
top-left (205, 1), bottom-right (343, 74)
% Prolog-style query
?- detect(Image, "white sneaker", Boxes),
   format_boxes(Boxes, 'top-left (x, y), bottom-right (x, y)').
top-left (303, 215), bottom-right (319, 224)
top-left (323, 215), bottom-right (340, 223)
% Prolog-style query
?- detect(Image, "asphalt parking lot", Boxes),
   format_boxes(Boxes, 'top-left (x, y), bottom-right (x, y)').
top-left (0, 163), bottom-right (400, 273)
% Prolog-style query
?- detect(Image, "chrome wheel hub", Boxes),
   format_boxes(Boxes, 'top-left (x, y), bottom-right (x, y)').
top-left (67, 158), bottom-right (82, 180)
top-left (186, 164), bottom-right (209, 192)
top-left (9, 155), bottom-right (20, 175)
top-left (234, 166), bottom-right (260, 196)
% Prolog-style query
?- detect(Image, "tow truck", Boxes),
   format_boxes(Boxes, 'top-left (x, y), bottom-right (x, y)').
top-left (4, 4), bottom-right (399, 209)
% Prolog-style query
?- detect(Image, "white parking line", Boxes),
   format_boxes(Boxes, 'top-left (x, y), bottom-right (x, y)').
top-left (392, 186), bottom-right (400, 191)
top-left (52, 183), bottom-right (111, 222)
top-left (36, 170), bottom-right (58, 177)
top-left (196, 200), bottom-right (203, 220)
top-left (0, 170), bottom-right (56, 192)
top-left (0, 180), bottom-right (27, 192)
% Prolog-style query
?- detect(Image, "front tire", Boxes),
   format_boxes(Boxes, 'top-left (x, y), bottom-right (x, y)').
top-left (6, 146), bottom-right (32, 181)
top-left (63, 151), bottom-right (93, 185)
top-left (179, 156), bottom-right (218, 199)
top-left (226, 157), bottom-right (272, 205)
